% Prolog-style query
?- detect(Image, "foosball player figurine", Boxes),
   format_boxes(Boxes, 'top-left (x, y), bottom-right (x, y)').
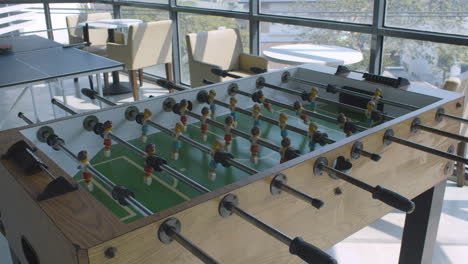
top-left (301, 87), bottom-right (318, 111)
top-left (224, 116), bottom-right (234, 152)
top-left (252, 90), bottom-right (272, 112)
top-left (200, 107), bottom-right (210, 142)
top-left (337, 113), bottom-right (357, 137)
top-left (208, 90), bottom-right (217, 119)
top-left (252, 103), bottom-right (261, 127)
top-left (102, 120), bottom-right (112, 157)
top-left (280, 137), bottom-right (291, 163)
top-left (229, 96), bottom-right (238, 127)
top-left (250, 126), bottom-right (260, 164)
top-left (307, 122), bottom-right (329, 152)
top-left (78, 150), bottom-right (93, 191)
top-left (365, 101), bottom-right (376, 125)
top-left (140, 108), bottom-right (152, 143)
top-left (179, 99), bottom-right (189, 132)
top-left (279, 112), bottom-right (288, 138)
top-left (144, 144), bottom-right (156, 185)
top-left (293, 101), bottom-right (309, 124)
top-left (371, 88), bottom-right (382, 104)
top-left (208, 140), bottom-right (223, 181)
top-left (172, 123), bottom-right (184, 160)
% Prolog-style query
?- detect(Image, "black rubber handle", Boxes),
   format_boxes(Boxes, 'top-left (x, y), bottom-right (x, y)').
top-left (81, 88), bottom-right (97, 99)
top-left (289, 237), bottom-right (337, 264)
top-left (211, 68), bottom-right (227, 77)
top-left (156, 79), bottom-right (171, 88)
top-left (372, 185), bottom-right (415, 213)
top-left (250, 66), bottom-right (267, 74)
top-left (370, 153), bottom-right (382, 162)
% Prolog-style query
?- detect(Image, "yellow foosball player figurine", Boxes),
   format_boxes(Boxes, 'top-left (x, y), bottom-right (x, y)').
top-left (78, 150), bottom-right (93, 191)
top-left (140, 109), bottom-right (152, 143)
top-left (279, 112), bottom-right (288, 138)
top-left (172, 123), bottom-right (184, 160)
top-left (372, 88), bottom-right (382, 104)
top-left (365, 101), bottom-right (376, 125)
top-left (252, 103), bottom-right (261, 127)
top-left (208, 139), bottom-right (223, 181)
top-left (208, 90), bottom-right (217, 119)
top-left (144, 144), bottom-right (156, 186)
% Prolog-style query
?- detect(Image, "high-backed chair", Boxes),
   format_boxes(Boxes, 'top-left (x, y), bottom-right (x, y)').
top-left (186, 28), bottom-right (268, 88)
top-left (66, 12), bottom-right (112, 56)
top-left (106, 21), bottom-right (173, 101)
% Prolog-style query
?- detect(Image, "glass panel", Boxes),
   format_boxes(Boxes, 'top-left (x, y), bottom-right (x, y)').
top-left (259, 0), bottom-right (373, 24)
top-left (50, 3), bottom-right (114, 44)
top-left (383, 37), bottom-right (468, 88)
top-left (177, 0), bottom-right (248, 12)
top-left (178, 13), bottom-right (250, 85)
top-left (121, 6), bottom-right (171, 78)
top-left (260, 22), bottom-right (370, 72)
top-left (120, 0), bottom-right (168, 3)
top-left (0, 4), bottom-right (47, 38)
top-left (386, 0), bottom-right (468, 36)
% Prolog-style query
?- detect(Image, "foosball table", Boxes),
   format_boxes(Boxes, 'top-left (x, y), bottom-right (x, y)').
top-left (0, 64), bottom-right (466, 264)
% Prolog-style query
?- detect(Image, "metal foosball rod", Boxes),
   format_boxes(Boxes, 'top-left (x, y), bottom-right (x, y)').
top-left (123, 106), bottom-right (323, 208)
top-left (383, 129), bottom-right (468, 165)
top-left (158, 218), bottom-right (220, 264)
top-left (226, 83), bottom-right (367, 132)
top-left (27, 121), bottom-right (153, 216)
top-left (219, 194), bottom-right (336, 264)
top-left (412, 118), bottom-right (468, 143)
top-left (436, 107), bottom-right (468, 124)
top-left (81, 88), bottom-right (116, 106)
top-left (18, 112), bottom-right (34, 125)
top-left (314, 156), bottom-right (415, 213)
top-left (51, 99), bottom-right (77, 115)
top-left (235, 67), bottom-right (395, 121)
top-left (274, 70), bottom-right (419, 111)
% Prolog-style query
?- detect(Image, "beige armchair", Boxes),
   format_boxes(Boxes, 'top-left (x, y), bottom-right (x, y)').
top-left (66, 12), bottom-right (112, 56)
top-left (186, 28), bottom-right (268, 88)
top-left (107, 21), bottom-right (173, 100)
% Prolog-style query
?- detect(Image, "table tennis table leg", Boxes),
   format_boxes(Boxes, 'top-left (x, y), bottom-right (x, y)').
top-left (29, 86), bottom-right (40, 122)
top-left (96, 73), bottom-right (103, 109)
top-left (48, 82), bottom-right (58, 119)
top-left (0, 86), bottom-right (30, 129)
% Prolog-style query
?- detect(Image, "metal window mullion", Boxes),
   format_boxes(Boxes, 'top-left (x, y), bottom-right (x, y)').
top-left (113, 2), bottom-right (121, 19)
top-left (369, 0), bottom-right (386, 74)
top-left (43, 3), bottom-right (54, 40)
top-left (170, 0), bottom-right (182, 85)
top-left (249, 0), bottom-right (260, 55)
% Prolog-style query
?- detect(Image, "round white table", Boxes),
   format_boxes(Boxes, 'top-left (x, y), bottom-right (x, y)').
top-left (263, 44), bottom-right (363, 66)
top-left (78, 19), bottom-right (143, 94)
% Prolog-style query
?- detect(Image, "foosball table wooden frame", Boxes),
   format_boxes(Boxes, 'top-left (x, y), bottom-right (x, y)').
top-left (0, 64), bottom-right (464, 264)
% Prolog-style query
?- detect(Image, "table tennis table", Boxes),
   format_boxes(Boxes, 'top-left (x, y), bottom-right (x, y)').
top-left (0, 35), bottom-right (123, 129)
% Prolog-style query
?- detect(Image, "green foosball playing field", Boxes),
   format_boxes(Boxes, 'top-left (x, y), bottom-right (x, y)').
top-left (75, 103), bottom-right (374, 223)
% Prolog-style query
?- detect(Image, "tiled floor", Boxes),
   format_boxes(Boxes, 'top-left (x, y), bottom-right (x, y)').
top-left (0, 75), bottom-right (467, 263)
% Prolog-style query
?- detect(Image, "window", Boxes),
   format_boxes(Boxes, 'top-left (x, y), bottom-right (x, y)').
top-left (260, 22), bottom-right (371, 72)
top-left (178, 13), bottom-right (249, 85)
top-left (177, 0), bottom-right (248, 13)
top-left (0, 4), bottom-right (47, 38)
top-left (386, 0), bottom-right (468, 36)
top-left (259, 0), bottom-right (374, 24)
top-left (383, 37), bottom-right (468, 87)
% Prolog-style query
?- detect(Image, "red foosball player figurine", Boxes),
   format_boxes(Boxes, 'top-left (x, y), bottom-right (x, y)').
top-left (208, 90), bottom-right (217, 119)
top-left (252, 90), bottom-right (272, 112)
top-left (278, 112), bottom-right (288, 138)
top-left (78, 150), bottom-right (93, 191)
top-left (179, 99), bottom-right (189, 132)
top-left (279, 137), bottom-right (291, 164)
top-left (172, 123), bottom-right (184, 160)
top-left (224, 116), bottom-right (234, 152)
top-left (200, 107), bottom-right (210, 142)
top-left (293, 101), bottom-right (309, 124)
top-left (102, 120), bottom-right (112, 157)
top-left (141, 108), bottom-right (152, 143)
top-left (229, 96), bottom-right (238, 127)
top-left (250, 126), bottom-right (260, 164)
top-left (144, 144), bottom-right (155, 186)
top-left (208, 140), bottom-right (223, 181)
top-left (337, 113), bottom-right (357, 137)
top-left (252, 104), bottom-right (261, 127)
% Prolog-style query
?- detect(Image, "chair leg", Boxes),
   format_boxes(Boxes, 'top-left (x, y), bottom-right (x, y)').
top-left (88, 75), bottom-right (94, 90)
top-left (165, 63), bottom-right (172, 81)
top-left (103, 72), bottom-right (109, 93)
top-left (129, 70), bottom-right (139, 101)
top-left (138, 69), bottom-right (144, 86)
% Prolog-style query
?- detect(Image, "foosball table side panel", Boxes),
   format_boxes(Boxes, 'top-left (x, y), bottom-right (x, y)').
top-left (0, 163), bottom-right (82, 264)
top-left (86, 98), bottom-right (462, 263)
